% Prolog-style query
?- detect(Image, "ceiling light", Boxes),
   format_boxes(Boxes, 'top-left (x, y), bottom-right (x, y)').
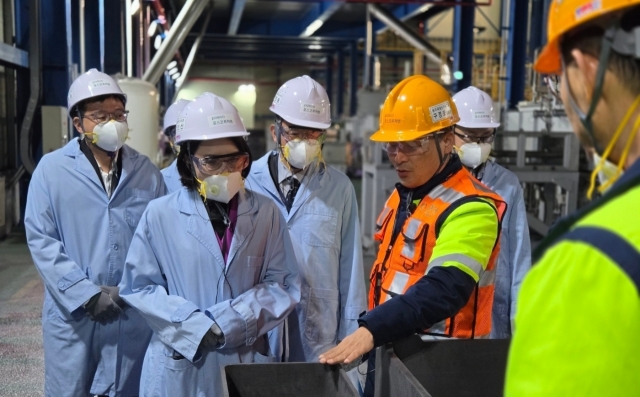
top-left (148, 20), bottom-right (158, 37)
top-left (168, 67), bottom-right (178, 75)
top-left (166, 61), bottom-right (177, 70)
top-left (308, 44), bottom-right (322, 50)
top-left (131, 0), bottom-right (140, 15)
top-left (154, 35), bottom-right (162, 50)
top-left (171, 72), bottom-right (181, 80)
top-left (302, 19), bottom-right (324, 37)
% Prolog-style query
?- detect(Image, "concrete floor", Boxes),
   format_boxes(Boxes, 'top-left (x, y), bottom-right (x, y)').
top-left (0, 232), bottom-right (45, 397)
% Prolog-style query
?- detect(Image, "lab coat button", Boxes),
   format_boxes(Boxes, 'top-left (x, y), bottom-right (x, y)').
top-left (113, 244), bottom-right (119, 251)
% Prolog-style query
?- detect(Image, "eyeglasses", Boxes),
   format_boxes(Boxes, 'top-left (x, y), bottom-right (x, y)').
top-left (191, 152), bottom-right (249, 175)
top-left (277, 119), bottom-right (326, 142)
top-left (453, 130), bottom-right (496, 144)
top-left (382, 136), bottom-right (432, 156)
top-left (83, 110), bottom-right (129, 124)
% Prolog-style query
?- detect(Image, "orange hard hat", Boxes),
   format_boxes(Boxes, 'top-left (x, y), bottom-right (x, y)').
top-left (370, 75), bottom-right (459, 142)
top-left (535, 0), bottom-right (640, 75)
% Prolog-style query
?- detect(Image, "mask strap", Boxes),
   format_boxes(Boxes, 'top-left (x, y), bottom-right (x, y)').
top-left (587, 94), bottom-right (640, 198)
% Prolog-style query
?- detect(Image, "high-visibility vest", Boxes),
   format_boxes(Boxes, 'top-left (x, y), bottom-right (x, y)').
top-left (369, 167), bottom-right (506, 339)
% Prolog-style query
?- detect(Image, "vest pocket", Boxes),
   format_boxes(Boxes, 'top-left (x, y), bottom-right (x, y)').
top-left (400, 218), bottom-right (428, 263)
top-left (304, 288), bottom-right (340, 343)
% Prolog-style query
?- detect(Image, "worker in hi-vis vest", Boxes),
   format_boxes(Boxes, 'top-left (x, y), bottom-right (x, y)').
top-left (505, 1), bottom-right (640, 395)
top-left (320, 75), bottom-right (506, 396)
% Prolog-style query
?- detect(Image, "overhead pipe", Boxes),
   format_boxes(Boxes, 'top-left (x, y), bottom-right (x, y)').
top-left (143, 0), bottom-right (208, 85)
top-left (367, 3), bottom-right (446, 68)
top-left (19, 0), bottom-right (42, 175)
top-left (125, 0), bottom-right (133, 76)
top-left (173, 4), bottom-right (214, 100)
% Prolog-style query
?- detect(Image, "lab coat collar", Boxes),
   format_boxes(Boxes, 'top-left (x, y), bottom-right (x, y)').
top-left (62, 137), bottom-right (139, 160)
top-left (252, 151), bottom-right (326, 220)
top-left (179, 188), bottom-right (258, 266)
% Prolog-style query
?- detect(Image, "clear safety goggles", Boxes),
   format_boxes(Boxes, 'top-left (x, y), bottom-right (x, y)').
top-left (277, 119), bottom-right (326, 142)
top-left (383, 132), bottom-right (446, 156)
top-left (191, 152), bottom-right (249, 175)
top-left (453, 128), bottom-right (496, 144)
top-left (83, 110), bottom-right (129, 124)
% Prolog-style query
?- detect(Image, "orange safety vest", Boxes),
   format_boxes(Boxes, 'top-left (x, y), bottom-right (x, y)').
top-left (369, 167), bottom-right (506, 339)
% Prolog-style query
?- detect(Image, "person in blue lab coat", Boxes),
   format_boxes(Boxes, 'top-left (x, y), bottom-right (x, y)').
top-left (246, 75), bottom-right (367, 365)
top-left (452, 86), bottom-right (532, 338)
top-left (161, 99), bottom-right (190, 193)
top-left (119, 92), bottom-right (301, 397)
top-left (24, 68), bottom-right (167, 397)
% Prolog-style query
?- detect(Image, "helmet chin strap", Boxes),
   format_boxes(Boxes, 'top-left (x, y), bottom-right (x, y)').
top-left (563, 23), bottom-right (618, 156)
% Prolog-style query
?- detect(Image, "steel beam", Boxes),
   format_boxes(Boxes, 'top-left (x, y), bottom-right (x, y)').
top-left (452, 0), bottom-right (474, 91)
top-left (326, 55), bottom-right (333, 118)
top-left (337, 49), bottom-right (344, 117)
top-left (364, 6), bottom-right (372, 88)
top-left (368, 3), bottom-right (445, 68)
top-left (143, 0), bottom-right (208, 85)
top-left (505, 0), bottom-right (529, 108)
top-left (174, 5), bottom-right (213, 98)
top-left (350, 41), bottom-right (357, 116)
top-left (228, 0), bottom-right (246, 35)
top-left (0, 42), bottom-right (28, 68)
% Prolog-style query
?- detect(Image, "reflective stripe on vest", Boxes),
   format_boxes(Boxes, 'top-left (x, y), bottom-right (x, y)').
top-left (560, 226), bottom-right (640, 293)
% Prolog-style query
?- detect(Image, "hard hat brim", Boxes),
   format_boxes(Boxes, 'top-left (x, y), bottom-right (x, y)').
top-left (272, 110), bottom-right (331, 130)
top-left (370, 129), bottom-right (434, 142)
top-left (456, 120), bottom-right (500, 129)
top-left (534, 39), bottom-right (562, 75)
top-left (175, 130), bottom-right (249, 144)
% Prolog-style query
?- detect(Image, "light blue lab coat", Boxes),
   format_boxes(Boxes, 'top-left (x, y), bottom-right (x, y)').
top-left (246, 152), bottom-right (367, 362)
top-left (161, 159), bottom-right (182, 193)
top-left (118, 188), bottom-right (301, 397)
top-left (478, 160), bottom-right (532, 338)
top-left (24, 138), bottom-right (166, 397)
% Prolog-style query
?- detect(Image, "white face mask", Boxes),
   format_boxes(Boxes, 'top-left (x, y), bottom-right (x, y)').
top-left (197, 172), bottom-right (243, 203)
top-left (457, 142), bottom-right (492, 169)
top-left (86, 120), bottom-right (129, 152)
top-left (283, 139), bottom-right (321, 169)
top-left (592, 152), bottom-right (622, 192)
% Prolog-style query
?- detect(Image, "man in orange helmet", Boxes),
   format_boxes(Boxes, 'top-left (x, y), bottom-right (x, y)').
top-left (319, 75), bottom-right (506, 393)
top-left (505, 1), bottom-right (640, 395)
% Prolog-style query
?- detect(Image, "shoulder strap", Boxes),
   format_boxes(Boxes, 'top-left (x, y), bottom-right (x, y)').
top-left (558, 226), bottom-right (640, 293)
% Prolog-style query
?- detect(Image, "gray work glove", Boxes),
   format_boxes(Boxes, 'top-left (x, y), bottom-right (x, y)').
top-left (200, 322), bottom-right (225, 349)
top-left (100, 285), bottom-right (127, 309)
top-left (84, 291), bottom-right (122, 323)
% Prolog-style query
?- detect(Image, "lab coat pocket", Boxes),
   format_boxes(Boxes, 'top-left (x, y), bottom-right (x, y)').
top-left (252, 351), bottom-right (276, 364)
top-left (304, 288), bottom-right (340, 343)
top-left (161, 348), bottom-right (202, 397)
top-left (302, 213), bottom-right (338, 247)
top-left (125, 209), bottom-right (140, 230)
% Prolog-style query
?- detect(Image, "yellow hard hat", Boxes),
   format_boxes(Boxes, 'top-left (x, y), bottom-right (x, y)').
top-left (535, 0), bottom-right (640, 75)
top-left (370, 75), bottom-right (460, 142)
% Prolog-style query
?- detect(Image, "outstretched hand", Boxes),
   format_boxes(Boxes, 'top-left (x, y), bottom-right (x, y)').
top-left (319, 327), bottom-right (374, 365)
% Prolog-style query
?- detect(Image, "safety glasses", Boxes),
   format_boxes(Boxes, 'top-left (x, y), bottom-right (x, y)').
top-left (382, 136), bottom-right (431, 156)
top-left (191, 152), bottom-right (249, 175)
top-left (453, 129), bottom-right (496, 144)
top-left (277, 119), bottom-right (326, 142)
top-left (83, 110), bottom-right (129, 124)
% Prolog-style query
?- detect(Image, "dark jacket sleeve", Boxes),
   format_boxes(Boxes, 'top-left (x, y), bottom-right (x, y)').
top-left (358, 266), bottom-right (476, 347)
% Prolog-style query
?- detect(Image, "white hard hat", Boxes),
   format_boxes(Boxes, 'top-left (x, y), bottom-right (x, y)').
top-left (452, 86), bottom-right (500, 129)
top-left (270, 75), bottom-right (331, 130)
top-left (164, 99), bottom-right (190, 132)
top-left (174, 92), bottom-right (249, 144)
top-left (67, 68), bottom-right (127, 117)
